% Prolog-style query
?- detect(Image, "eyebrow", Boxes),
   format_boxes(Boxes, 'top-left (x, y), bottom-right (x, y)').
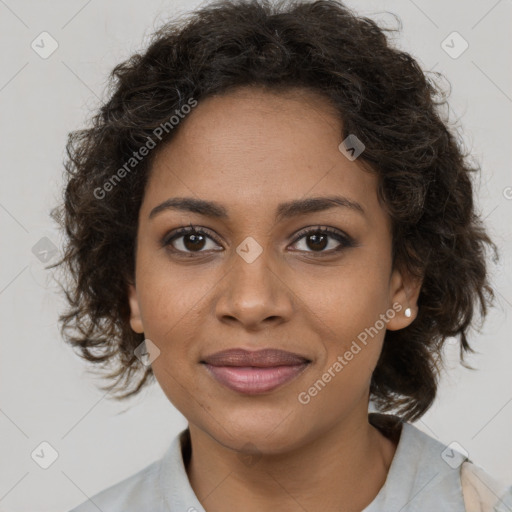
top-left (148, 195), bottom-right (365, 221)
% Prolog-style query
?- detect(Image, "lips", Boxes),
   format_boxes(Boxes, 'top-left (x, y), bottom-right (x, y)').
top-left (201, 348), bottom-right (311, 394)
top-left (202, 348), bottom-right (310, 367)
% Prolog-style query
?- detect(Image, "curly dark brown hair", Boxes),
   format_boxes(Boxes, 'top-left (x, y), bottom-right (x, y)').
top-left (50, 0), bottom-right (497, 421)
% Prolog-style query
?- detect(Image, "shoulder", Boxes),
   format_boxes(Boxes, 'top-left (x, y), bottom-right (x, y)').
top-left (68, 458), bottom-right (164, 512)
top-left (67, 427), bottom-right (203, 512)
top-left (367, 413), bottom-right (511, 512)
top-left (460, 461), bottom-right (512, 512)
top-left (400, 421), bottom-right (512, 511)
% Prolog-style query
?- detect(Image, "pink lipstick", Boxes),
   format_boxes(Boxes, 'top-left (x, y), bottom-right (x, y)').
top-left (201, 348), bottom-right (310, 394)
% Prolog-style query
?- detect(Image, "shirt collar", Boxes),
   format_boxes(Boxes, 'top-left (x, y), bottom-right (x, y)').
top-left (159, 427), bottom-right (206, 512)
top-left (157, 413), bottom-right (467, 512)
top-left (364, 413), bottom-right (467, 511)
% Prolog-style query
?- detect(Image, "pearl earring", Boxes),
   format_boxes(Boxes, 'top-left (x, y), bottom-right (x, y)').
top-left (404, 307), bottom-right (412, 318)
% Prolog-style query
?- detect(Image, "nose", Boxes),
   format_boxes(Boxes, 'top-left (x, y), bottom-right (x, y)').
top-left (214, 247), bottom-right (294, 331)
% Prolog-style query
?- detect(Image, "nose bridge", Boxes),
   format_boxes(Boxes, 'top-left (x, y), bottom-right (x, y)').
top-left (214, 236), bottom-right (293, 327)
top-left (232, 237), bottom-right (272, 286)
top-left (230, 237), bottom-right (277, 302)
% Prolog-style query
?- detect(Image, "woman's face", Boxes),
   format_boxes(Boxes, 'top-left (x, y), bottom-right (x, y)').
top-left (128, 87), bottom-right (416, 453)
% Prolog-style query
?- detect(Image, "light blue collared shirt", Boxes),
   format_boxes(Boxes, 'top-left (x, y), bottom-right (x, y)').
top-left (69, 413), bottom-right (512, 511)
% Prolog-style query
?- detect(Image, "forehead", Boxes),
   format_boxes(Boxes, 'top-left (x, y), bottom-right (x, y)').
top-left (141, 87), bottom-right (383, 226)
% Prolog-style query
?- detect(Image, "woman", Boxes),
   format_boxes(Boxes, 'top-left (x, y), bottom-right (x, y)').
top-left (52, 0), bottom-right (512, 510)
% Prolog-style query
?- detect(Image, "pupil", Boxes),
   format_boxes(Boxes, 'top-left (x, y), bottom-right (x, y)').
top-left (308, 233), bottom-right (327, 251)
top-left (185, 233), bottom-right (205, 251)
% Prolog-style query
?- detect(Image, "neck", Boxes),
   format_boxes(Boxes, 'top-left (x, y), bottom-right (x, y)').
top-left (185, 412), bottom-right (399, 512)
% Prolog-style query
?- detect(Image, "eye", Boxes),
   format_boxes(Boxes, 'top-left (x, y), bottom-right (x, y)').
top-left (162, 224), bottom-right (222, 255)
top-left (290, 226), bottom-right (355, 254)
top-left (162, 224), bottom-right (355, 256)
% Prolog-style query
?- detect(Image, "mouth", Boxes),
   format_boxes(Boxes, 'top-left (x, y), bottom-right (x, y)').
top-left (200, 348), bottom-right (311, 395)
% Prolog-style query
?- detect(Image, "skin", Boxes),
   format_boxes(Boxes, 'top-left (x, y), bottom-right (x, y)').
top-left (128, 86), bottom-right (422, 511)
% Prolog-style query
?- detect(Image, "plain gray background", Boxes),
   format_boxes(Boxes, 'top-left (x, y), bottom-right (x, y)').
top-left (0, 0), bottom-right (511, 510)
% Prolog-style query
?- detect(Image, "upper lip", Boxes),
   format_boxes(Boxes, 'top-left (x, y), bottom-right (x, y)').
top-left (201, 348), bottom-right (311, 367)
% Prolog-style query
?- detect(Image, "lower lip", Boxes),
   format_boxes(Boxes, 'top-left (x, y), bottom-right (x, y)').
top-left (203, 363), bottom-right (310, 394)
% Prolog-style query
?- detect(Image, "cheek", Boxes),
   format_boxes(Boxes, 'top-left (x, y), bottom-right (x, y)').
top-left (300, 253), bottom-right (392, 334)
top-left (136, 254), bottom-right (212, 336)
top-left (133, 253), bottom-right (225, 376)
top-left (296, 253), bottom-right (392, 381)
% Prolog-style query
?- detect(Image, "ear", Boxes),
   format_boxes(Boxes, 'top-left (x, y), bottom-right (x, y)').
top-left (386, 266), bottom-right (423, 331)
top-left (127, 282), bottom-right (144, 334)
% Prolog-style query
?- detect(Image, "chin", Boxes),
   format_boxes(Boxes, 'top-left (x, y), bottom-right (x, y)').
top-left (203, 412), bottom-right (305, 454)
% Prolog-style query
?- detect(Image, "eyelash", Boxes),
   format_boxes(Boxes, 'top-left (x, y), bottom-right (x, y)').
top-left (161, 223), bottom-right (355, 257)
